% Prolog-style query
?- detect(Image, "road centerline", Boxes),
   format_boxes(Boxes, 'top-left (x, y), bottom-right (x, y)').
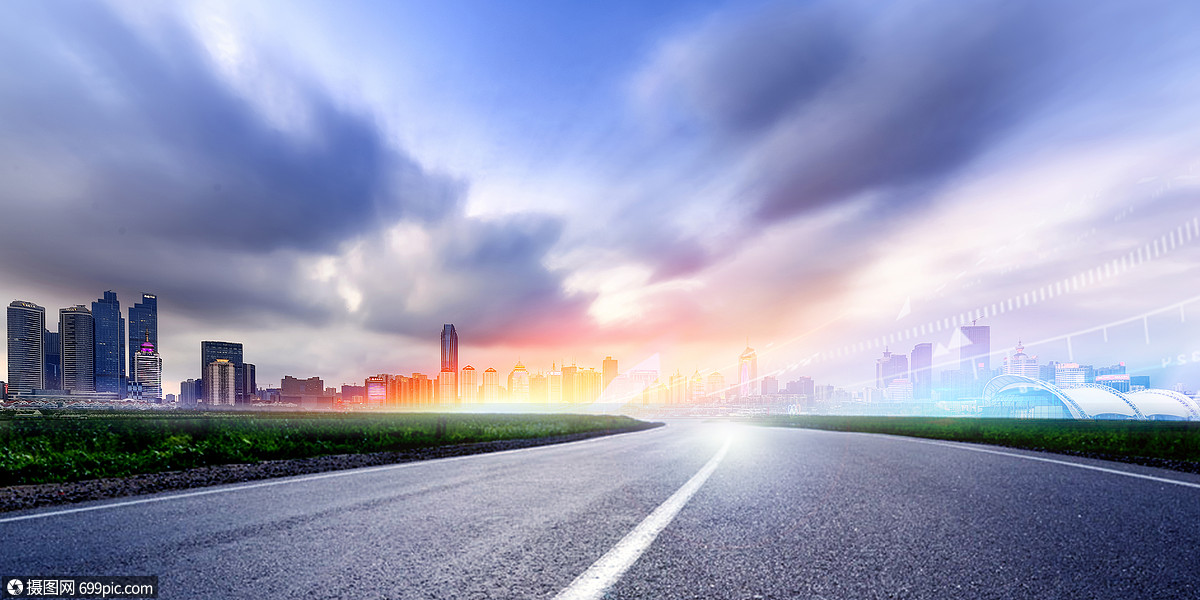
top-left (553, 437), bottom-right (732, 600)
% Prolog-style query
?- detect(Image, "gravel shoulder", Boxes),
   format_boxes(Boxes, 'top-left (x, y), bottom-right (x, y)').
top-left (0, 423), bottom-right (663, 513)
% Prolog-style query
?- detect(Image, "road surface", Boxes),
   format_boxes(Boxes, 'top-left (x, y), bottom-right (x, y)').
top-left (3, 422), bottom-right (1200, 599)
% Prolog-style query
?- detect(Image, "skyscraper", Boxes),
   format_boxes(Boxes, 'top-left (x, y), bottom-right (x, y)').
top-left (438, 369), bottom-right (457, 404)
top-left (242, 363), bottom-right (256, 403)
top-left (481, 367), bottom-right (499, 402)
top-left (204, 359), bottom-right (237, 406)
top-left (132, 340), bottom-right (162, 401)
top-left (910, 343), bottom-right (932, 399)
top-left (127, 293), bottom-right (157, 384)
top-left (7, 300), bottom-right (45, 395)
top-left (707, 371), bottom-right (726, 402)
top-left (43, 329), bottom-right (61, 391)
top-left (738, 344), bottom-right (758, 398)
top-left (60, 305), bottom-right (95, 393)
top-left (508, 361), bottom-right (530, 403)
top-left (875, 349), bottom-right (909, 390)
top-left (200, 341), bottom-right (244, 402)
top-left (92, 291), bottom-right (125, 396)
top-left (441, 324), bottom-right (458, 399)
top-left (602, 356), bottom-right (618, 392)
top-left (460, 365), bottom-right (478, 403)
top-left (959, 324), bottom-right (991, 380)
top-left (561, 364), bottom-right (577, 403)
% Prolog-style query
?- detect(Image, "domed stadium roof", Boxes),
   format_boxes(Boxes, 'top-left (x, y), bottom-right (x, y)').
top-left (982, 374), bottom-right (1197, 420)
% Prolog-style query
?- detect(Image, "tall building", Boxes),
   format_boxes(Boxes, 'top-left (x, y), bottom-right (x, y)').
top-left (242, 363), bottom-right (256, 403)
top-left (60, 305), bottom-right (95, 393)
top-left (668, 371), bottom-right (687, 404)
top-left (438, 368), bottom-right (457, 404)
top-left (786, 376), bottom-right (815, 399)
top-left (601, 356), bottom-right (618, 392)
top-left (43, 330), bottom-right (61, 391)
top-left (706, 371), bottom-right (726, 402)
top-left (127, 293), bottom-right (157, 385)
top-left (910, 343), bottom-right (932, 399)
top-left (91, 291), bottom-right (125, 396)
top-left (1054, 363), bottom-right (1086, 388)
top-left (690, 371), bottom-right (706, 403)
top-left (578, 368), bottom-right (602, 403)
top-left (548, 364), bottom-right (563, 403)
top-left (529, 372), bottom-right (548, 404)
top-left (508, 361), bottom-right (530, 403)
top-left (481, 367), bottom-right (500, 402)
top-left (441, 324), bottom-right (458, 399)
top-left (1002, 341), bottom-right (1039, 379)
top-left (561, 364), bottom-right (577, 403)
top-left (365, 375), bottom-right (388, 407)
top-left (204, 359), bottom-right (237, 406)
top-left (132, 340), bottom-right (163, 401)
top-left (959, 325), bottom-right (990, 380)
top-left (460, 365), bottom-right (478, 403)
top-left (875, 349), bottom-right (909, 390)
top-left (200, 341), bottom-right (244, 401)
top-left (761, 375), bottom-right (779, 396)
top-left (738, 345), bottom-right (758, 398)
top-left (7, 300), bottom-right (45, 395)
top-left (281, 375), bottom-right (327, 408)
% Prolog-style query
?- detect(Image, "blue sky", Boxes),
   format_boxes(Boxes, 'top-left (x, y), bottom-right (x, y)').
top-left (2, 0), bottom-right (1200, 395)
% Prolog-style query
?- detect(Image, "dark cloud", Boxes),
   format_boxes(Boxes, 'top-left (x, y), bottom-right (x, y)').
top-left (359, 214), bottom-right (594, 345)
top-left (0, 2), bottom-right (460, 257)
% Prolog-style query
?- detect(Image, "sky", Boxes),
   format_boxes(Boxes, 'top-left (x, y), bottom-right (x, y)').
top-left (3, 0), bottom-right (1200, 396)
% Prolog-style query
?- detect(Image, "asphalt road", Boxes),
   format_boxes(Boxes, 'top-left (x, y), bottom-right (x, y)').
top-left (3, 422), bottom-right (1200, 599)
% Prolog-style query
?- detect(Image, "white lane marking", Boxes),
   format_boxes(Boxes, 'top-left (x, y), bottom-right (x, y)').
top-left (554, 438), bottom-right (732, 600)
top-left (0, 426), bottom-right (666, 525)
top-left (895, 436), bottom-right (1200, 490)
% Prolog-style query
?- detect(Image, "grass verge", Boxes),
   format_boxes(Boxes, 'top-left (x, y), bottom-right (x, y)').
top-left (746, 415), bottom-right (1200, 468)
top-left (0, 411), bottom-right (656, 486)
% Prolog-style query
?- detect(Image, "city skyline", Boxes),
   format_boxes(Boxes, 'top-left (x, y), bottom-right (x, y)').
top-left (2, 1), bottom-right (1200, 397)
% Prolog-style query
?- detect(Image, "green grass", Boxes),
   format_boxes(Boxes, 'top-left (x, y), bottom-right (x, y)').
top-left (746, 415), bottom-right (1200, 463)
top-left (0, 411), bottom-right (654, 486)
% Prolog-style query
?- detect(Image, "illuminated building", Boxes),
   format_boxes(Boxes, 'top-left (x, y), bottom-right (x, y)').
top-left (6, 300), bottom-right (45, 395)
top-left (1054, 363), bottom-right (1086, 388)
top-left (508, 361), bottom-right (530, 403)
top-left (690, 371), bottom-right (705, 402)
top-left (578, 368), bottom-right (601, 403)
top-left (706, 371), bottom-right (726, 402)
top-left (438, 368), bottom-right (457, 404)
top-left (561, 364), bottom-right (577, 403)
top-left (132, 340), bottom-right (162, 401)
top-left (205, 359), bottom-right (236, 406)
top-left (875, 349), bottom-right (908, 390)
top-left (1096, 374), bottom-right (1131, 393)
top-left (1002, 341), bottom-right (1039, 379)
top-left (530, 372), bottom-right (548, 404)
top-left (92, 291), bottom-right (125, 396)
top-left (738, 345), bottom-right (758, 398)
top-left (441, 324), bottom-right (457, 401)
top-left (910, 343), bottom-right (932, 399)
top-left (668, 371), bottom-right (686, 404)
top-left (602, 356), bottom-right (618, 392)
top-left (127, 293), bottom-right (156, 387)
top-left (460, 365), bottom-right (478, 403)
top-left (60, 305), bottom-right (95, 393)
top-left (482, 367), bottom-right (499, 402)
top-left (366, 375), bottom-right (388, 408)
top-left (548, 364), bottom-right (563, 403)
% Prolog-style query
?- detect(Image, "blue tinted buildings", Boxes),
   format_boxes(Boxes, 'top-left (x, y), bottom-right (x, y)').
top-left (128, 293), bottom-right (157, 384)
top-left (92, 291), bottom-right (125, 396)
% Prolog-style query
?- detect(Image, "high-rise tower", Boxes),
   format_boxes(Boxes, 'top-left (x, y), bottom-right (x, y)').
top-left (60, 305), bottom-right (95, 393)
top-left (738, 344), bottom-right (758, 398)
top-left (200, 341), bottom-right (243, 402)
top-left (959, 324), bottom-right (991, 380)
top-left (6, 300), bottom-right (45, 395)
top-left (441, 324), bottom-right (458, 402)
top-left (92, 291), bottom-right (125, 396)
top-left (128, 293), bottom-right (157, 382)
top-left (910, 342), bottom-right (933, 399)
